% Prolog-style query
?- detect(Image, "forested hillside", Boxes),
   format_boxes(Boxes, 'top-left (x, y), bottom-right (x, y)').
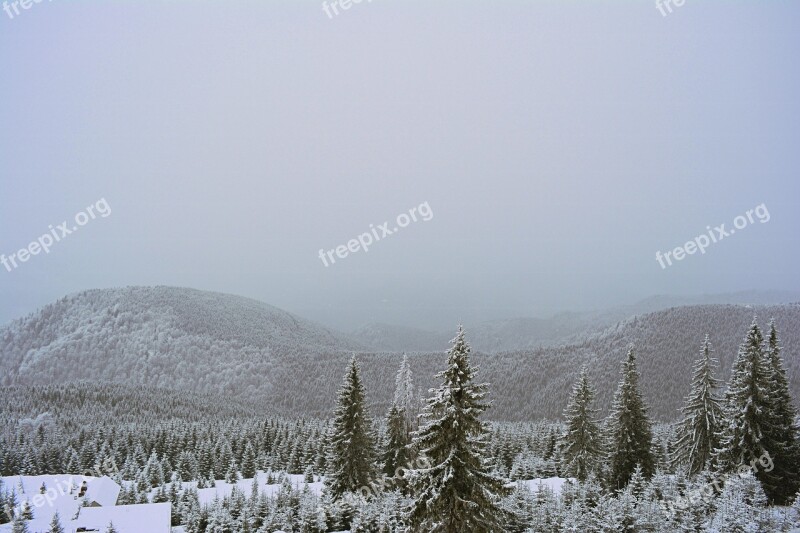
top-left (352, 290), bottom-right (800, 352)
top-left (2, 288), bottom-right (798, 421)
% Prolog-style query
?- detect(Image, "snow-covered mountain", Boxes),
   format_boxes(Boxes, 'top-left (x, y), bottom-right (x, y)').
top-left (352, 290), bottom-right (800, 352)
top-left (1, 287), bottom-right (798, 421)
top-left (0, 286), bottom-right (365, 393)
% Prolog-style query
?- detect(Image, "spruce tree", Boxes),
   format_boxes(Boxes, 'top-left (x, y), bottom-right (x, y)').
top-left (758, 320), bottom-right (800, 504)
top-left (561, 367), bottom-right (602, 482)
top-left (715, 320), bottom-right (771, 477)
top-left (394, 354), bottom-right (416, 431)
top-left (240, 442), bottom-right (256, 480)
top-left (48, 511), bottom-right (65, 533)
top-left (11, 516), bottom-right (28, 533)
top-left (671, 335), bottom-right (724, 475)
top-left (606, 346), bottom-right (655, 489)
top-left (383, 404), bottom-right (410, 478)
top-left (383, 357), bottom-right (414, 478)
top-left (409, 326), bottom-right (511, 532)
top-left (326, 355), bottom-right (378, 499)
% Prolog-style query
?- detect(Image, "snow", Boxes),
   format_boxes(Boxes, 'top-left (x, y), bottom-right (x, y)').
top-left (514, 477), bottom-right (571, 494)
top-left (0, 475), bottom-right (169, 533)
top-left (78, 502), bottom-right (171, 533)
top-left (187, 472), bottom-right (323, 507)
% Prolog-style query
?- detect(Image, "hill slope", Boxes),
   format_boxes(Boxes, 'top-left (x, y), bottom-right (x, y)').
top-left (1, 288), bottom-right (798, 421)
top-left (353, 290), bottom-right (800, 353)
top-left (0, 286), bottom-right (364, 395)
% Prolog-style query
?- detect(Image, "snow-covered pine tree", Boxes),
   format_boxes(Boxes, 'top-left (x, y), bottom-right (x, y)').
top-left (383, 404), bottom-right (410, 478)
top-left (104, 521), bottom-right (118, 533)
top-left (326, 355), bottom-right (378, 499)
top-left (48, 511), bottom-right (65, 533)
top-left (394, 353), bottom-right (416, 431)
top-left (383, 357), bottom-right (414, 478)
top-left (759, 320), bottom-right (800, 504)
top-left (714, 319), bottom-right (771, 477)
top-left (561, 366), bottom-right (602, 481)
top-left (606, 346), bottom-right (655, 489)
top-left (408, 325), bottom-right (512, 532)
top-left (10, 516), bottom-right (28, 533)
top-left (240, 442), bottom-right (257, 480)
top-left (671, 335), bottom-right (724, 476)
top-left (708, 472), bottom-right (774, 532)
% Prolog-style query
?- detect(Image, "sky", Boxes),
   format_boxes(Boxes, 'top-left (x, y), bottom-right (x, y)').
top-left (1, 0), bottom-right (799, 331)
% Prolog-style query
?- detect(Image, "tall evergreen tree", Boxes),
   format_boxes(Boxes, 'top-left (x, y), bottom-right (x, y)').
top-left (383, 405), bottom-right (411, 478)
top-left (409, 326), bottom-right (511, 532)
top-left (326, 355), bottom-right (378, 499)
top-left (394, 354), bottom-right (416, 431)
top-left (561, 367), bottom-right (602, 482)
top-left (48, 511), bottom-right (65, 533)
top-left (758, 320), bottom-right (800, 504)
top-left (714, 319), bottom-right (771, 477)
top-left (383, 357), bottom-right (414, 478)
top-left (606, 346), bottom-right (655, 489)
top-left (240, 442), bottom-right (256, 480)
top-left (671, 335), bottom-right (724, 475)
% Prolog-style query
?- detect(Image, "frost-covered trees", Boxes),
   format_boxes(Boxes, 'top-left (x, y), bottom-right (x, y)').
top-left (671, 335), bottom-right (724, 475)
top-left (714, 320), bottom-right (771, 478)
top-left (326, 355), bottom-right (378, 499)
top-left (408, 326), bottom-right (511, 532)
top-left (606, 346), bottom-right (655, 489)
top-left (383, 356), bottom-right (415, 479)
top-left (10, 516), bottom-right (28, 533)
top-left (560, 367), bottom-right (601, 481)
top-left (707, 473), bottom-right (774, 532)
top-left (759, 320), bottom-right (800, 504)
top-left (48, 511), bottom-right (65, 533)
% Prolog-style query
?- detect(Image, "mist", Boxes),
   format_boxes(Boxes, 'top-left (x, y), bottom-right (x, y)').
top-left (2, 0), bottom-right (799, 331)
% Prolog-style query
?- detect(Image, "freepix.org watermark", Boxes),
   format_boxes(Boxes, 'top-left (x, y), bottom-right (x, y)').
top-left (317, 201), bottom-right (433, 267)
top-left (655, 203), bottom-right (769, 269)
top-left (3, 0), bottom-right (54, 20)
top-left (1, 198), bottom-right (111, 273)
top-left (656, 0), bottom-right (687, 17)
top-left (322, 0), bottom-right (371, 19)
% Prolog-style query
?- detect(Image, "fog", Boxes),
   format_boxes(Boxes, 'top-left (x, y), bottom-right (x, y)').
top-left (1, 0), bottom-right (798, 331)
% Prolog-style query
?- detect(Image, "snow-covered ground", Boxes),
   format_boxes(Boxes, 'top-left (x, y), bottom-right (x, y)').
top-left (514, 476), bottom-right (571, 494)
top-left (172, 472), bottom-right (324, 507)
top-left (0, 474), bottom-right (169, 533)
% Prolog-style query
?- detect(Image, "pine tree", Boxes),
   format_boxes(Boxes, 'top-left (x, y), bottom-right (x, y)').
top-left (383, 357), bottom-right (415, 478)
top-left (326, 355), bottom-right (378, 499)
top-left (606, 346), bottom-right (655, 489)
top-left (105, 521), bottom-right (118, 533)
top-left (671, 335), bottom-right (724, 475)
top-left (758, 320), bottom-right (800, 504)
top-left (383, 405), bottom-right (411, 478)
top-left (240, 442), bottom-right (256, 480)
top-left (20, 502), bottom-right (32, 521)
top-left (394, 354), bottom-right (416, 430)
top-left (561, 367), bottom-right (602, 481)
top-left (48, 511), bottom-right (65, 533)
top-left (715, 320), bottom-right (771, 477)
top-left (11, 516), bottom-right (28, 533)
top-left (408, 326), bottom-right (512, 532)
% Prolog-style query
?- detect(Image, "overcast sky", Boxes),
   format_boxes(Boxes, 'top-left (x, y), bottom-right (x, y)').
top-left (1, 0), bottom-right (798, 331)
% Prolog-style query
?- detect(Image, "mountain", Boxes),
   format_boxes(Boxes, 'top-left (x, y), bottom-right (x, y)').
top-left (1, 287), bottom-right (798, 422)
top-left (352, 290), bottom-right (800, 352)
top-left (350, 323), bottom-right (451, 353)
top-left (0, 286), bottom-right (364, 393)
